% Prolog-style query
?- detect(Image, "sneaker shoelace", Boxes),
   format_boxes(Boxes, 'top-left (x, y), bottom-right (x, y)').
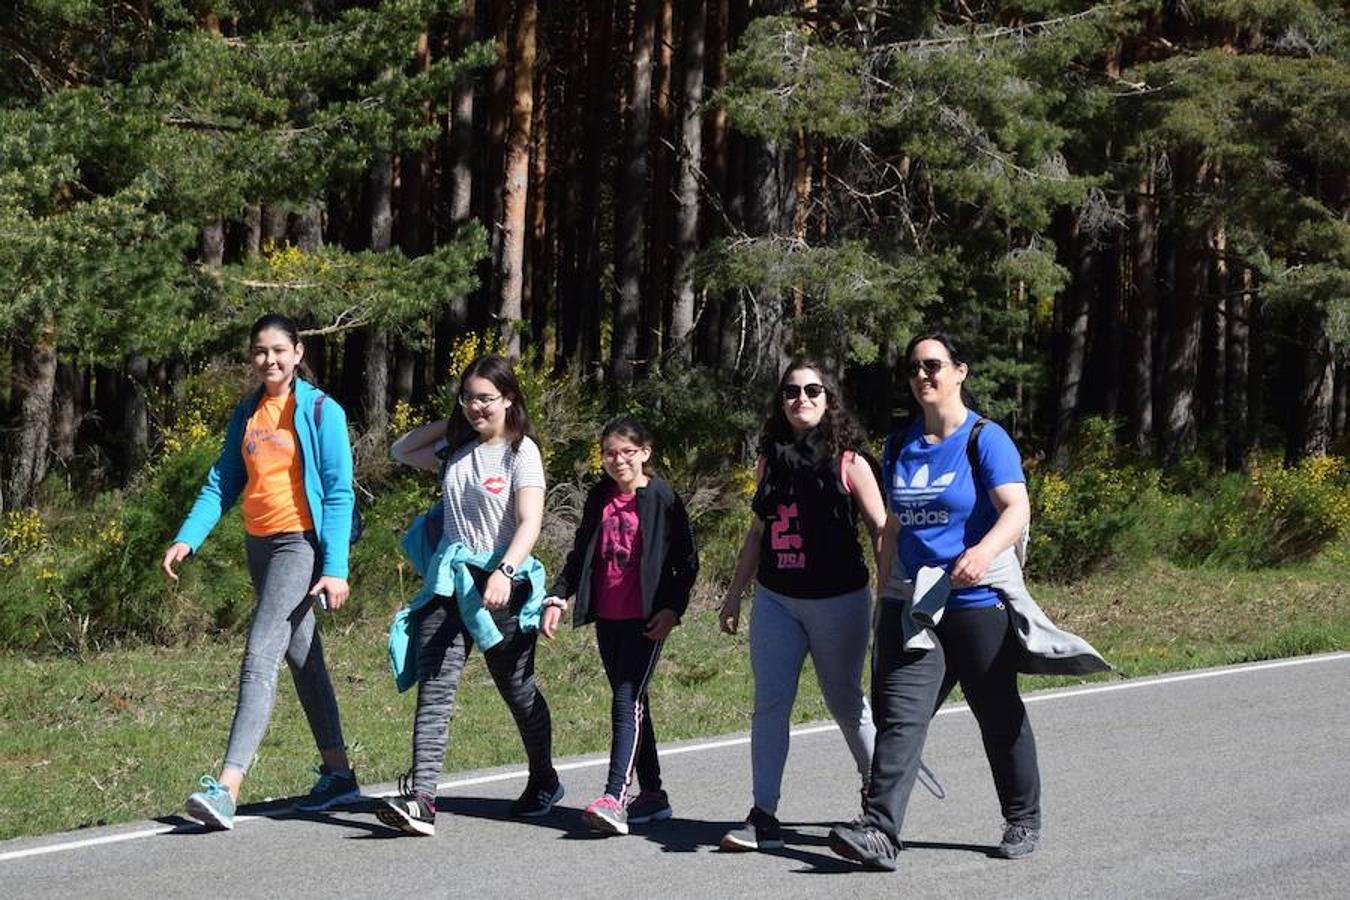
top-left (858, 826), bottom-right (894, 855)
top-left (310, 767), bottom-right (337, 794)
top-left (198, 775), bottom-right (229, 799)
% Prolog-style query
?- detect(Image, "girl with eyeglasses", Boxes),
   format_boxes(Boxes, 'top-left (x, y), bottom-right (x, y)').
top-left (828, 330), bottom-right (1107, 871)
top-left (163, 313), bottom-right (359, 830)
top-left (376, 354), bottom-right (561, 835)
top-left (717, 359), bottom-right (888, 852)
top-left (544, 416), bottom-right (699, 835)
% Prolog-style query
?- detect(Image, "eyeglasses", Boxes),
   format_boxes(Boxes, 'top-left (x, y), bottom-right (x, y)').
top-left (458, 393), bottom-right (502, 409)
top-left (907, 359), bottom-right (950, 378)
top-left (601, 447), bottom-right (643, 462)
top-left (782, 383), bottom-right (826, 401)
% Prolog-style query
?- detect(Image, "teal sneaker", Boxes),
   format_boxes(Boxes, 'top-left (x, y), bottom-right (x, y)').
top-left (296, 765), bottom-right (360, 812)
top-left (185, 776), bottom-right (236, 831)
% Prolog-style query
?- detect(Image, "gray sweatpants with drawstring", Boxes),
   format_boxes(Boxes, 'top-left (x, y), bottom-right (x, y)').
top-left (749, 583), bottom-right (875, 814)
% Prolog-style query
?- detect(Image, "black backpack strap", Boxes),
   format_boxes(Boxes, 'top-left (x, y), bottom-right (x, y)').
top-left (967, 417), bottom-right (990, 492)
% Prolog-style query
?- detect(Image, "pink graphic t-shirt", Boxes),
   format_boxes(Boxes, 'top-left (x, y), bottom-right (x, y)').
top-left (591, 488), bottom-right (644, 620)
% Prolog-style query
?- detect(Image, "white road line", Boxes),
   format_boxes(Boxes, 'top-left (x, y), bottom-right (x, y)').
top-left (2, 651), bottom-right (1344, 864)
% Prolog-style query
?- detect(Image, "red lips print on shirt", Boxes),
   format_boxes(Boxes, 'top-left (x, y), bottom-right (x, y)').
top-left (482, 475), bottom-right (507, 495)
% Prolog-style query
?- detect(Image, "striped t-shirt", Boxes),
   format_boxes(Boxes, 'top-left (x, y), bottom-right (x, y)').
top-left (440, 436), bottom-right (546, 555)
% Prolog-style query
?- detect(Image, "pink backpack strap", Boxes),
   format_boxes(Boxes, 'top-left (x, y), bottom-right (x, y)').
top-left (840, 450), bottom-right (855, 493)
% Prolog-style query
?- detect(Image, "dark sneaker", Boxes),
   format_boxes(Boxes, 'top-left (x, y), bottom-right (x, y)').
top-left (185, 776), bottom-right (236, 831)
top-left (996, 821), bottom-right (1040, 859)
top-left (626, 789), bottom-right (672, 825)
top-left (720, 806), bottom-right (783, 851)
top-left (582, 794), bottom-right (629, 835)
top-left (511, 778), bottom-right (564, 818)
top-left (829, 822), bottom-right (900, 871)
top-left (376, 792), bottom-right (436, 836)
top-left (296, 766), bottom-right (360, 812)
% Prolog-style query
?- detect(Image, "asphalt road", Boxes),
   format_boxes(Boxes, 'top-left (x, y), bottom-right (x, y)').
top-left (4, 652), bottom-right (1347, 899)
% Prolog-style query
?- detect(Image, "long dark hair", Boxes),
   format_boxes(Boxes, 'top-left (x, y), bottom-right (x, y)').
top-left (249, 313), bottom-right (317, 386)
top-left (902, 329), bottom-right (976, 410)
top-left (601, 414), bottom-right (656, 476)
top-left (445, 354), bottom-right (538, 453)
top-left (758, 357), bottom-right (868, 461)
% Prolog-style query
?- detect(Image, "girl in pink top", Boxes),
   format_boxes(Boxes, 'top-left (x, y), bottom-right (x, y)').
top-left (544, 416), bottom-right (699, 835)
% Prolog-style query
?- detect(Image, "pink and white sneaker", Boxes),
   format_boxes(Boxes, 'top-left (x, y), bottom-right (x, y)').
top-left (582, 794), bottom-right (629, 836)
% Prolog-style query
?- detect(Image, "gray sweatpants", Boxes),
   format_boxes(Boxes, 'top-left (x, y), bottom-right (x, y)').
top-left (223, 532), bottom-right (346, 772)
top-left (749, 583), bottom-right (875, 814)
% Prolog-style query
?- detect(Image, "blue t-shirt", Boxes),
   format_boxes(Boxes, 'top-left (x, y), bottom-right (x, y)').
top-left (886, 411), bottom-right (1024, 608)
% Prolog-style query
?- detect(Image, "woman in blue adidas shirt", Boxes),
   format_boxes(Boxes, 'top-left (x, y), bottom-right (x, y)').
top-left (161, 313), bottom-right (358, 831)
top-left (830, 331), bottom-right (1040, 870)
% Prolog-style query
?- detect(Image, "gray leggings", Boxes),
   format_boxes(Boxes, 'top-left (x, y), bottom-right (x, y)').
top-left (749, 583), bottom-right (875, 814)
top-left (223, 532), bottom-right (346, 772)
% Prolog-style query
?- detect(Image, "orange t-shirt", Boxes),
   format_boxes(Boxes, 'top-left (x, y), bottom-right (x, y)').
top-left (241, 392), bottom-right (315, 536)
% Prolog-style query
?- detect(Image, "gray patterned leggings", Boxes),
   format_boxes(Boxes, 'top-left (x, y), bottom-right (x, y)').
top-left (223, 531), bottom-right (345, 772)
top-left (409, 595), bottom-right (556, 796)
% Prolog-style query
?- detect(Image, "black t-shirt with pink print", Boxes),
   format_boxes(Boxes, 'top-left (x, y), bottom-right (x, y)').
top-left (751, 429), bottom-right (870, 599)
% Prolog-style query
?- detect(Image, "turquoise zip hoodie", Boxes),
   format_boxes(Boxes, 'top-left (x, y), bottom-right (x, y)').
top-left (173, 378), bottom-right (355, 578)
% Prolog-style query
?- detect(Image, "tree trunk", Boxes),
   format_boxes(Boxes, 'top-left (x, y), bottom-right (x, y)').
top-left (1332, 353), bottom-right (1347, 440)
top-left (199, 219), bottom-right (225, 269)
top-left (612, 0), bottom-right (658, 382)
top-left (1291, 308), bottom-right (1334, 460)
top-left (50, 360), bottom-right (80, 467)
top-left (240, 204), bottom-right (262, 259)
top-left (1125, 164), bottom-right (1156, 450)
top-left (669, 0), bottom-right (706, 365)
top-left (525, 55), bottom-right (551, 357)
top-left (482, 0), bottom-right (513, 326)
top-left (1054, 214), bottom-right (1092, 465)
top-left (553, 8), bottom-right (585, 371)
top-left (574, 0), bottom-right (614, 374)
top-left (123, 355), bottom-right (150, 476)
top-left (363, 151), bottom-right (394, 434)
top-left (643, 0), bottom-right (675, 366)
top-left (1202, 224), bottom-right (1229, 452)
top-left (5, 324), bottom-right (57, 508)
top-left (1161, 152), bottom-right (1209, 464)
top-left (496, 0), bottom-right (537, 358)
top-left (1225, 267), bottom-right (1252, 471)
top-left (261, 204), bottom-right (289, 244)
top-left (436, 0), bottom-right (477, 381)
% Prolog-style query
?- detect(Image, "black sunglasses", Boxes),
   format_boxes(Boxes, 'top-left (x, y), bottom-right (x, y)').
top-left (782, 383), bottom-right (826, 401)
top-left (907, 358), bottom-right (950, 378)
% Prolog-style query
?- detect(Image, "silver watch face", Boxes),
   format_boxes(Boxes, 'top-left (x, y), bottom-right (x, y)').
top-left (499, 563), bottom-right (516, 577)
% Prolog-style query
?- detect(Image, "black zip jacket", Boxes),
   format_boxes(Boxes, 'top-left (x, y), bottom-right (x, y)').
top-left (550, 475), bottom-right (699, 627)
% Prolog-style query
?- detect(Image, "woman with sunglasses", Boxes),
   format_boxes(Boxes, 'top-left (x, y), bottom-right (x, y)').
top-left (717, 359), bottom-right (888, 851)
top-left (830, 331), bottom-right (1106, 870)
top-left (376, 354), bottom-right (560, 836)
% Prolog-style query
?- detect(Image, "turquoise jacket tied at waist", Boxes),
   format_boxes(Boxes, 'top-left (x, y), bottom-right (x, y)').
top-left (388, 500), bottom-right (546, 693)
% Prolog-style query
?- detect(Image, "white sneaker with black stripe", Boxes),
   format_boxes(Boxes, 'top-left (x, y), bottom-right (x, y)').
top-left (376, 792), bottom-right (436, 836)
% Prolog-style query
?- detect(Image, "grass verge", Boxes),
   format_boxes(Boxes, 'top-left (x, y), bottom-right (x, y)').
top-left (2, 544), bottom-right (1346, 841)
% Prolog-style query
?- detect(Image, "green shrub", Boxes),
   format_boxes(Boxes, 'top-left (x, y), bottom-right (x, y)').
top-left (1025, 418), bottom-right (1172, 581)
top-left (1167, 453), bottom-right (1350, 569)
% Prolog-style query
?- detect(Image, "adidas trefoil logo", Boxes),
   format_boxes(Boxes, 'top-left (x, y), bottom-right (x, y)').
top-left (892, 464), bottom-right (955, 525)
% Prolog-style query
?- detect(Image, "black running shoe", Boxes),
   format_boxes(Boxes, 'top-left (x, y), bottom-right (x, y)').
top-left (720, 806), bottom-right (784, 851)
top-left (829, 821), bottom-right (900, 871)
top-left (376, 792), bottom-right (436, 836)
top-left (996, 821), bottom-right (1040, 859)
top-left (510, 777), bottom-right (564, 818)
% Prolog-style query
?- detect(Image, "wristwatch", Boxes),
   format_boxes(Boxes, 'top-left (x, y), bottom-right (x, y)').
top-left (496, 561), bottom-right (517, 578)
